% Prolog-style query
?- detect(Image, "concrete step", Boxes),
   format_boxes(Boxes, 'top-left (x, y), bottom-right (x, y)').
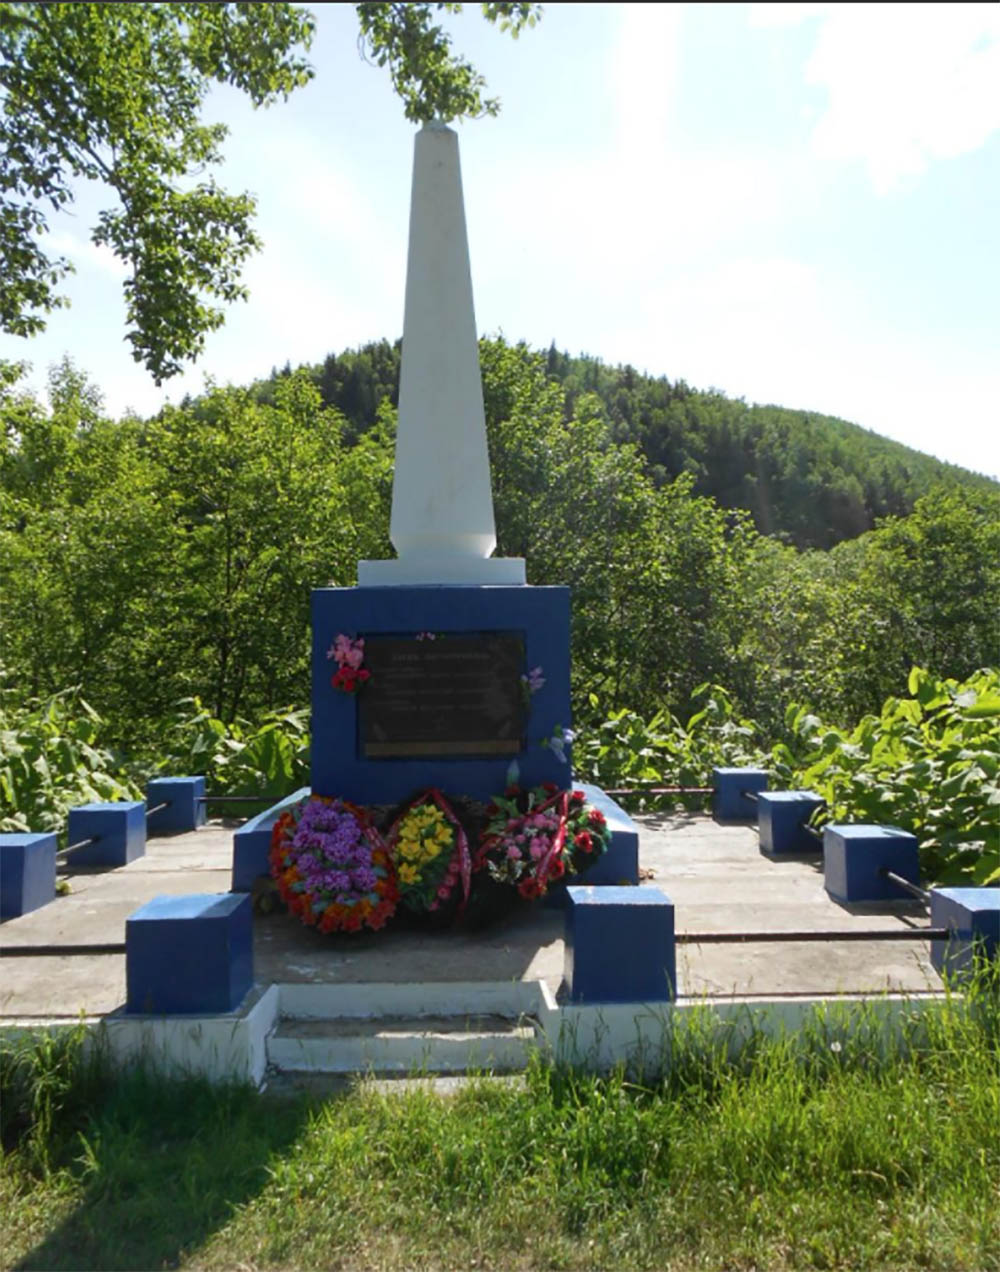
top-left (260, 1069), bottom-right (529, 1100)
top-left (267, 1012), bottom-right (541, 1076)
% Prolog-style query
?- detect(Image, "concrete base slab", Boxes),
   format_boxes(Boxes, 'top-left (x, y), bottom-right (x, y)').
top-left (0, 813), bottom-right (954, 1082)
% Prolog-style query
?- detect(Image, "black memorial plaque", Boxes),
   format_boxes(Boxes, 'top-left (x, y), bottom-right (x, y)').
top-left (359, 633), bottom-right (526, 758)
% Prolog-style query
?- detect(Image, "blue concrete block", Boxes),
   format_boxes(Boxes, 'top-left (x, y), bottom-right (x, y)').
top-left (564, 885), bottom-right (675, 1004)
top-left (126, 892), bottom-right (253, 1014)
top-left (713, 768), bottom-right (768, 820)
top-left (931, 887), bottom-right (1000, 982)
top-left (758, 790), bottom-right (825, 855)
top-left (311, 585), bottom-right (571, 804)
top-left (66, 802), bottom-right (145, 867)
top-left (823, 824), bottom-right (920, 904)
top-left (231, 787), bottom-right (310, 891)
top-left (1, 833), bottom-right (57, 919)
top-left (146, 776), bottom-right (206, 834)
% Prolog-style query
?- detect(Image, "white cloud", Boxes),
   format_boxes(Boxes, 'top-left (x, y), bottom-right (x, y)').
top-left (44, 229), bottom-right (128, 279)
top-left (611, 2), bottom-right (682, 160)
top-left (582, 252), bottom-right (1000, 479)
top-left (749, 3), bottom-right (831, 29)
top-left (755, 3), bottom-right (1000, 193)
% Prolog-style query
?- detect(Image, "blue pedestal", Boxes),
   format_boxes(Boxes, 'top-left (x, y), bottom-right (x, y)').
top-left (713, 768), bottom-right (768, 820)
top-left (231, 787), bottom-right (310, 891)
top-left (126, 893), bottom-right (253, 1014)
top-left (66, 802), bottom-right (146, 867)
top-left (823, 824), bottom-right (920, 904)
top-left (758, 790), bottom-right (825, 855)
top-left (311, 585), bottom-right (571, 804)
top-left (1, 833), bottom-right (57, 919)
top-left (564, 885), bottom-right (675, 1004)
top-left (931, 887), bottom-right (1000, 982)
top-left (146, 777), bottom-right (206, 834)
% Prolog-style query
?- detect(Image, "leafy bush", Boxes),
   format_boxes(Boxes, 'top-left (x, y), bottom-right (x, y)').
top-left (0, 684), bottom-right (309, 833)
top-left (574, 683), bottom-right (769, 810)
top-left (773, 667), bottom-right (1000, 885)
top-left (156, 697), bottom-right (310, 802)
top-left (576, 668), bottom-right (998, 885)
top-left (0, 677), bottom-right (139, 835)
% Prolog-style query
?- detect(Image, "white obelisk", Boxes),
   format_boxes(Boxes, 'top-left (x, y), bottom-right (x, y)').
top-left (358, 123), bottom-right (525, 586)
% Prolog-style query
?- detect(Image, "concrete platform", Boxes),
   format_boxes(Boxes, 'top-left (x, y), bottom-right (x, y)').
top-left (0, 813), bottom-right (943, 1021)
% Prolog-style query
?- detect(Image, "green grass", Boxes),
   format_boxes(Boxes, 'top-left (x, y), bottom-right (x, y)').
top-left (2, 977), bottom-right (998, 1271)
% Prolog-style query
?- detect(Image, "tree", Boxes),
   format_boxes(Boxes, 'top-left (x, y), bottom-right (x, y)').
top-left (356, 2), bottom-right (538, 123)
top-left (0, 2), bottom-right (540, 382)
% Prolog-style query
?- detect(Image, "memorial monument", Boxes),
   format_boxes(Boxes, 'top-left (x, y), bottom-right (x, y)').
top-left (311, 122), bottom-right (572, 805)
top-left (232, 119), bottom-right (635, 891)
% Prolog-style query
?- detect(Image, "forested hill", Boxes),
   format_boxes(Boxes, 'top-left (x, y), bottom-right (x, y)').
top-left (260, 339), bottom-right (996, 550)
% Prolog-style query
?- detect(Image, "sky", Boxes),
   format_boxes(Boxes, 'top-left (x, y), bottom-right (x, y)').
top-left (4, 2), bottom-right (1000, 479)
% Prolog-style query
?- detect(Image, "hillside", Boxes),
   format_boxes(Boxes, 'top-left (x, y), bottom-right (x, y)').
top-left (258, 339), bottom-right (996, 551)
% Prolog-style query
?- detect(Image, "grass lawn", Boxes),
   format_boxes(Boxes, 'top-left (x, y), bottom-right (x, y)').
top-left (2, 979), bottom-right (998, 1272)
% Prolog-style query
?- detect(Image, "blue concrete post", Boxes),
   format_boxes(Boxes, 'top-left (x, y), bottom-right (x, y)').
top-left (758, 790), bottom-right (825, 855)
top-left (563, 885), bottom-right (675, 1004)
top-left (126, 893), bottom-right (253, 1014)
top-left (66, 802), bottom-right (146, 867)
top-left (231, 787), bottom-right (310, 891)
top-left (930, 887), bottom-right (1000, 983)
top-left (146, 776), bottom-right (206, 834)
top-left (823, 824), bottom-right (920, 904)
top-left (712, 768), bottom-right (768, 820)
top-left (1, 833), bottom-right (57, 919)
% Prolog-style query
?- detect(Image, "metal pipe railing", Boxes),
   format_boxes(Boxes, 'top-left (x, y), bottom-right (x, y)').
top-left (676, 927), bottom-right (947, 944)
top-left (2, 927), bottom-right (951, 958)
top-left (603, 786), bottom-right (715, 797)
top-left (57, 836), bottom-right (97, 857)
top-left (880, 868), bottom-right (931, 905)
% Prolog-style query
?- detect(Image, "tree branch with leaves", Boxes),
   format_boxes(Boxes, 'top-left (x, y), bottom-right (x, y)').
top-left (0, 1), bottom-right (540, 382)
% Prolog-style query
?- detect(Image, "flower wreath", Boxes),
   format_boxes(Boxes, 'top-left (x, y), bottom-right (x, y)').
top-left (270, 795), bottom-right (397, 933)
top-left (475, 783), bottom-right (611, 901)
top-left (386, 788), bottom-right (472, 918)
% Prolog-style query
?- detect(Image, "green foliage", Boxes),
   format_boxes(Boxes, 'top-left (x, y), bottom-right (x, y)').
top-left (0, 677), bottom-right (139, 834)
top-left (574, 684), bottom-right (767, 809)
top-left (1, 349), bottom-right (997, 866)
top-left (0, 5), bottom-right (543, 378)
top-left (157, 698), bottom-right (309, 803)
top-left (0, 1), bottom-right (315, 380)
top-left (310, 338), bottom-right (996, 554)
top-left (2, 979), bottom-right (997, 1270)
top-left (357, 2), bottom-right (540, 123)
top-left (731, 486), bottom-right (1000, 731)
top-left (476, 339), bottom-right (759, 716)
top-left (541, 346), bottom-right (996, 549)
top-left (0, 364), bottom-right (380, 744)
top-left (0, 1025), bottom-right (107, 1173)
top-left (773, 667), bottom-right (1000, 886)
top-left (577, 668), bottom-right (1000, 886)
